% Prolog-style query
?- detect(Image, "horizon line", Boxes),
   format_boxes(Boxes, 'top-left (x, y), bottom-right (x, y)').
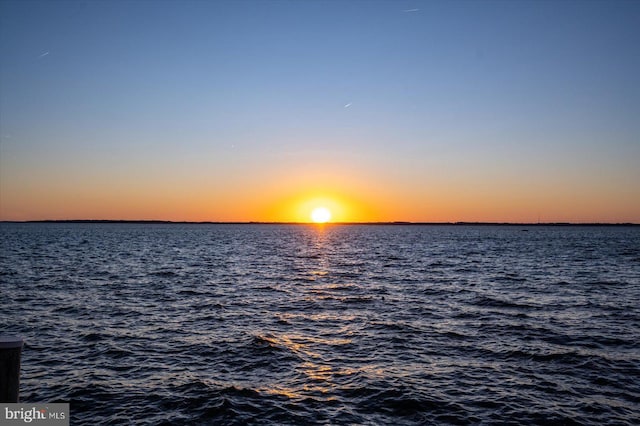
top-left (1, 219), bottom-right (638, 226)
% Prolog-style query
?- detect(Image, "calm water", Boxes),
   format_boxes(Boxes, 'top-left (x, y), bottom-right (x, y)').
top-left (1, 223), bottom-right (639, 425)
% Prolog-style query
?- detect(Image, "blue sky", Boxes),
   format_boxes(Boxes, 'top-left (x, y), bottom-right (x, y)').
top-left (1, 0), bottom-right (639, 222)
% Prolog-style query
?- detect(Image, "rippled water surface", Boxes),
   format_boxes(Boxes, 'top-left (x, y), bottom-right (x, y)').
top-left (1, 223), bottom-right (639, 424)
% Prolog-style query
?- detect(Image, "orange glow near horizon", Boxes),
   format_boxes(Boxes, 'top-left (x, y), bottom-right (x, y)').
top-left (1, 165), bottom-right (639, 223)
top-left (2, 182), bottom-right (639, 223)
top-left (261, 188), bottom-right (382, 223)
top-left (1, 128), bottom-right (637, 224)
top-left (271, 195), bottom-right (345, 223)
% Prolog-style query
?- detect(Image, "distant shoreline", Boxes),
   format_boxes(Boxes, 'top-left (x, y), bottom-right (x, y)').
top-left (1, 220), bottom-right (638, 226)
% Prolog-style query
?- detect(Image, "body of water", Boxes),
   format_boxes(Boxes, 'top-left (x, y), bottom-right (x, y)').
top-left (1, 223), bottom-right (639, 424)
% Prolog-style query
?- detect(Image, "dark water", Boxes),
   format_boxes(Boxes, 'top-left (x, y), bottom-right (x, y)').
top-left (1, 223), bottom-right (639, 425)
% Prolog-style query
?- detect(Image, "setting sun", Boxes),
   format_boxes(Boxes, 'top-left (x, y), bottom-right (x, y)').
top-left (311, 207), bottom-right (332, 223)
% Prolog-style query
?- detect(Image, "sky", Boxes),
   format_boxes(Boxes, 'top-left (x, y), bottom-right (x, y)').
top-left (1, 0), bottom-right (639, 223)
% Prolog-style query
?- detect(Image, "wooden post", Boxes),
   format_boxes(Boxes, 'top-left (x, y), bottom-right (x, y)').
top-left (0, 336), bottom-right (23, 403)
